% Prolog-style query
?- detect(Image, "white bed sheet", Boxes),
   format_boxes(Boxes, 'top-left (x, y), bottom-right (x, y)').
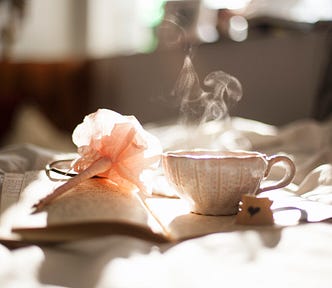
top-left (0, 116), bottom-right (331, 288)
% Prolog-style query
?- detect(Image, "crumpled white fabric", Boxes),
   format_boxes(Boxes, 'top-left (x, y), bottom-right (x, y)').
top-left (0, 116), bottom-right (332, 288)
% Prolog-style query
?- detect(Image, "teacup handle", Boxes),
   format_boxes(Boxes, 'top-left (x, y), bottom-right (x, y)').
top-left (257, 155), bottom-right (296, 194)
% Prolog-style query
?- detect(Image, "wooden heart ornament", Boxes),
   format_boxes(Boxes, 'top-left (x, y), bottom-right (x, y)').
top-left (236, 195), bottom-right (274, 225)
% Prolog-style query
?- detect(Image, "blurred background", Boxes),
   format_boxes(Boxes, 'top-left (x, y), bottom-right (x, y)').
top-left (0, 0), bottom-right (331, 151)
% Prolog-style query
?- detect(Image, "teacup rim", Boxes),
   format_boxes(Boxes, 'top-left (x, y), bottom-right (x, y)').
top-left (162, 149), bottom-right (266, 159)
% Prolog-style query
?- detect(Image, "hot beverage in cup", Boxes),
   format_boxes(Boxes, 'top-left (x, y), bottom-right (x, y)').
top-left (162, 150), bottom-right (295, 216)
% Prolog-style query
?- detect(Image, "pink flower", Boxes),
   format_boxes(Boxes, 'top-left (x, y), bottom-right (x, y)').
top-left (33, 109), bottom-right (162, 212)
top-left (72, 109), bottom-right (162, 192)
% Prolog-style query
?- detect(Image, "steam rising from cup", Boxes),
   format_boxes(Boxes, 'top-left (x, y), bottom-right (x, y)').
top-left (159, 16), bottom-right (243, 125)
top-left (159, 18), bottom-right (246, 150)
top-left (173, 55), bottom-right (243, 125)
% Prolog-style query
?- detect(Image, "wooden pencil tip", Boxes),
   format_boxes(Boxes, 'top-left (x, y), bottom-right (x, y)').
top-left (30, 208), bottom-right (38, 215)
top-left (31, 201), bottom-right (44, 214)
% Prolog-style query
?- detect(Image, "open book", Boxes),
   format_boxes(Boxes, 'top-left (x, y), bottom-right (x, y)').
top-left (0, 170), bottom-right (243, 245)
top-left (1, 168), bottom-right (332, 247)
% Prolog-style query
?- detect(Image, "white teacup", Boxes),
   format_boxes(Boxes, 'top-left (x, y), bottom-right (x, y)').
top-left (162, 150), bottom-right (295, 215)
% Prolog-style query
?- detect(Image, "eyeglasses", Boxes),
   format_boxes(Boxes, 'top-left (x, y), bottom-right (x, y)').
top-left (45, 159), bottom-right (77, 181)
top-left (45, 159), bottom-right (102, 181)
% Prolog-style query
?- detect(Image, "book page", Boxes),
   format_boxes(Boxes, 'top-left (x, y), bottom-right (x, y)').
top-left (1, 173), bottom-right (24, 214)
top-left (143, 191), bottom-right (332, 241)
top-left (142, 196), bottom-right (240, 241)
top-left (1, 169), bottom-right (238, 244)
top-left (2, 172), bottom-right (167, 243)
top-left (0, 171), bottom-right (46, 239)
